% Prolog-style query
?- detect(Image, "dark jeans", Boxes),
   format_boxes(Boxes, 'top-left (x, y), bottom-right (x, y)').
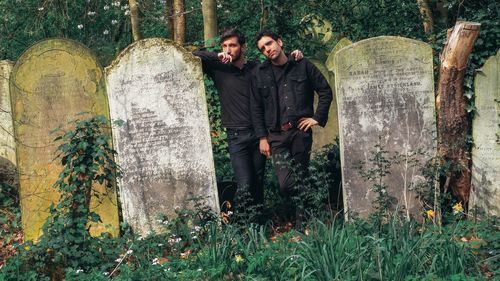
top-left (226, 128), bottom-right (266, 208)
top-left (268, 128), bottom-right (312, 195)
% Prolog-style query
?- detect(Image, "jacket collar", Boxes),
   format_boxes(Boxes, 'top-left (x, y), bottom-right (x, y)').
top-left (258, 53), bottom-right (297, 69)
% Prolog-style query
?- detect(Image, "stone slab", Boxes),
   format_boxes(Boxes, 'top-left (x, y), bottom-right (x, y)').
top-left (106, 38), bottom-right (219, 235)
top-left (0, 61), bottom-right (16, 166)
top-left (334, 36), bottom-right (436, 219)
top-left (471, 50), bottom-right (500, 216)
top-left (310, 59), bottom-right (339, 152)
top-left (326, 38), bottom-right (353, 72)
top-left (10, 39), bottom-right (119, 240)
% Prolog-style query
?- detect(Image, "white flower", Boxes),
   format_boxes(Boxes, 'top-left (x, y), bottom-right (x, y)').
top-left (115, 257), bottom-right (122, 263)
top-left (193, 225), bottom-right (202, 232)
top-left (217, 3), bottom-right (222, 8)
top-left (111, 19), bottom-right (119, 25)
top-left (197, 268), bottom-right (202, 271)
top-left (158, 243), bottom-right (164, 247)
top-left (77, 24), bottom-right (84, 29)
top-left (121, 4), bottom-right (129, 10)
top-left (124, 10), bottom-right (130, 16)
top-left (192, 235), bottom-right (198, 239)
top-left (152, 257), bottom-right (159, 265)
top-left (126, 249), bottom-right (133, 255)
top-left (104, 5), bottom-right (110, 10)
top-left (137, 236), bottom-right (145, 241)
top-left (112, 1), bottom-right (121, 7)
top-left (87, 11), bottom-right (96, 16)
top-left (76, 269), bottom-right (84, 273)
top-left (38, 7), bottom-right (44, 11)
top-left (103, 272), bottom-right (110, 276)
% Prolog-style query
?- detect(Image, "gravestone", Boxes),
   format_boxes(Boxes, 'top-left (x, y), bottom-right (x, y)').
top-left (310, 39), bottom-right (353, 153)
top-left (106, 38), bottom-right (219, 235)
top-left (471, 50), bottom-right (499, 216)
top-left (310, 60), bottom-right (339, 152)
top-left (10, 39), bottom-right (119, 240)
top-left (334, 36), bottom-right (436, 219)
top-left (0, 61), bottom-right (17, 187)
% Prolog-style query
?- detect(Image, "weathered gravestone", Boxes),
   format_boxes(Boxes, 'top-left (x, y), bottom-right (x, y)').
top-left (471, 50), bottom-right (500, 216)
top-left (334, 36), bottom-right (436, 219)
top-left (310, 60), bottom-right (339, 152)
top-left (310, 39), bottom-right (353, 153)
top-left (106, 38), bottom-right (219, 235)
top-left (0, 61), bottom-right (17, 187)
top-left (10, 39), bottom-right (119, 240)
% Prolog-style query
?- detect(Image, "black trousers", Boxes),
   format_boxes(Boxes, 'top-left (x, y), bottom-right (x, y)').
top-left (226, 128), bottom-right (266, 208)
top-left (267, 129), bottom-right (312, 195)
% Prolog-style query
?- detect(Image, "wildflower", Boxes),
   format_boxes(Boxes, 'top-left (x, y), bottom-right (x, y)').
top-left (426, 209), bottom-right (435, 220)
top-left (103, 30), bottom-right (109, 35)
top-left (126, 249), bottom-right (133, 255)
top-left (452, 202), bottom-right (464, 214)
top-left (235, 254), bottom-right (244, 263)
top-left (158, 243), bottom-right (164, 247)
top-left (112, 1), bottom-right (121, 7)
top-left (152, 257), bottom-right (160, 265)
top-left (124, 10), bottom-right (130, 16)
top-left (103, 272), bottom-right (110, 276)
top-left (77, 24), bottom-right (84, 29)
top-left (76, 269), bottom-right (84, 273)
top-left (193, 225), bottom-right (202, 232)
top-left (197, 268), bottom-right (202, 272)
top-left (192, 235), bottom-right (198, 239)
top-left (115, 257), bottom-right (122, 263)
top-left (217, 3), bottom-right (222, 8)
top-left (87, 11), bottom-right (96, 16)
top-left (121, 4), bottom-right (129, 10)
top-left (104, 5), bottom-right (110, 10)
top-left (38, 7), bottom-right (44, 11)
top-left (112, 19), bottom-right (119, 25)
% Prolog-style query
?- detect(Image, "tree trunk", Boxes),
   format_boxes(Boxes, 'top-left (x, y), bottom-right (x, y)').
top-left (202, 0), bottom-right (217, 45)
top-left (165, 0), bottom-right (174, 40)
top-left (129, 0), bottom-right (142, 41)
top-left (436, 21), bottom-right (480, 205)
top-left (416, 0), bottom-right (433, 33)
top-left (173, 0), bottom-right (185, 44)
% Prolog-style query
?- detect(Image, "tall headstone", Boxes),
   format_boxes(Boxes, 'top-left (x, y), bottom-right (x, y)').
top-left (10, 39), bottom-right (119, 240)
top-left (334, 36), bottom-right (436, 219)
top-left (310, 60), bottom-right (339, 152)
top-left (471, 50), bottom-right (500, 216)
top-left (0, 61), bottom-right (17, 187)
top-left (106, 38), bottom-right (219, 235)
top-left (310, 38), bottom-right (353, 153)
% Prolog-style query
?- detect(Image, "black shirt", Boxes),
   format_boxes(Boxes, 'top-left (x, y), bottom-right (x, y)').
top-left (193, 50), bottom-right (257, 129)
top-left (271, 63), bottom-right (289, 126)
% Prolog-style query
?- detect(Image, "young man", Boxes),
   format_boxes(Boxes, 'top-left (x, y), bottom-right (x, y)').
top-left (193, 29), bottom-right (302, 215)
top-left (251, 30), bottom-right (332, 206)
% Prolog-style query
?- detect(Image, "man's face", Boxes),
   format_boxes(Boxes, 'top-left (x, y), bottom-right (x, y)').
top-left (257, 36), bottom-right (283, 61)
top-left (221, 36), bottom-right (243, 61)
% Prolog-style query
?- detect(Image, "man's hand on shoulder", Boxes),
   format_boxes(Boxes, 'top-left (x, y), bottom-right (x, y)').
top-left (290, 50), bottom-right (303, 61)
top-left (217, 52), bottom-right (232, 64)
top-left (297, 117), bottom-right (318, 131)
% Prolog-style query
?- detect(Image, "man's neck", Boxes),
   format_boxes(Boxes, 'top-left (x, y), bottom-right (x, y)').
top-left (232, 57), bottom-right (246, 69)
top-left (271, 52), bottom-right (288, 66)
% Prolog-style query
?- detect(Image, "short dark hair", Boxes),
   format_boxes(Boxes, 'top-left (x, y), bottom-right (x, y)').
top-left (254, 30), bottom-right (281, 48)
top-left (219, 28), bottom-right (245, 45)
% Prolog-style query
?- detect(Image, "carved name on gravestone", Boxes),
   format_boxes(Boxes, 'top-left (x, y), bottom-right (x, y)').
top-left (471, 50), bottom-right (500, 216)
top-left (10, 39), bottom-right (119, 240)
top-left (106, 38), bottom-right (219, 235)
top-left (0, 61), bottom-right (17, 187)
top-left (334, 36), bottom-right (436, 219)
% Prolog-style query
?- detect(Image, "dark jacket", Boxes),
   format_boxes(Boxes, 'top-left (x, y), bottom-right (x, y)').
top-left (250, 57), bottom-right (333, 138)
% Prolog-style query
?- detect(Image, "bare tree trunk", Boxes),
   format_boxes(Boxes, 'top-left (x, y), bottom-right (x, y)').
top-left (436, 21), bottom-right (480, 205)
top-left (202, 0), bottom-right (217, 45)
top-left (165, 0), bottom-right (174, 40)
top-left (416, 0), bottom-right (433, 33)
top-left (173, 0), bottom-right (185, 44)
top-left (129, 0), bottom-right (142, 41)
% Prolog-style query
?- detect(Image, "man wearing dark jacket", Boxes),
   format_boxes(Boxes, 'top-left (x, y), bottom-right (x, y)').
top-left (251, 30), bottom-right (333, 199)
top-left (193, 28), bottom-right (302, 215)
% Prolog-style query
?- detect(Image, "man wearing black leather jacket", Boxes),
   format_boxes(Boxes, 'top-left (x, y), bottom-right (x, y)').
top-left (251, 30), bottom-right (332, 202)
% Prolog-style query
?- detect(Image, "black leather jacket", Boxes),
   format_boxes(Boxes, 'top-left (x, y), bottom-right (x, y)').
top-left (250, 57), bottom-right (333, 138)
